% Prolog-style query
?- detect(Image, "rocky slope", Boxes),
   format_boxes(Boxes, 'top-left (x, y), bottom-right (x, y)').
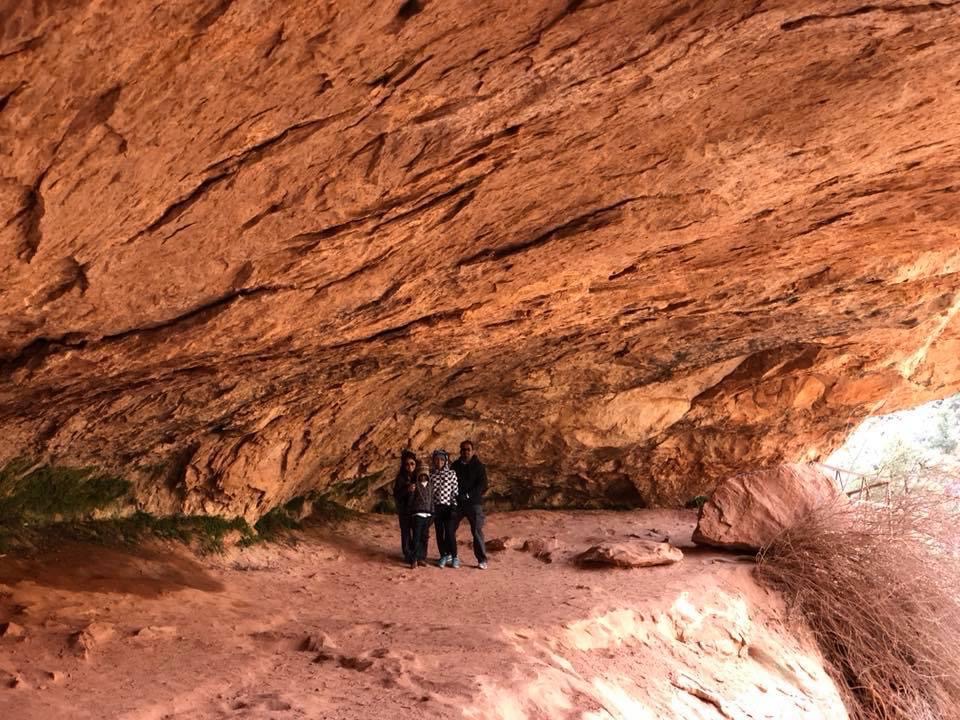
top-left (2, 0), bottom-right (959, 519)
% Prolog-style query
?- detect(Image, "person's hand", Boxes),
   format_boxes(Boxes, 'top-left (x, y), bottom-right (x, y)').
top-left (407, 483), bottom-right (416, 492)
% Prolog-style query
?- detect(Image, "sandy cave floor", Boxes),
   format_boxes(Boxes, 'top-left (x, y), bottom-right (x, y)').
top-left (0, 510), bottom-right (846, 720)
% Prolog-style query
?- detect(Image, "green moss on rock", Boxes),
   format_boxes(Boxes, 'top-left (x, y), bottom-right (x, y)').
top-left (0, 459), bottom-right (364, 555)
top-left (0, 459), bottom-right (131, 522)
top-left (0, 511), bottom-right (256, 555)
top-left (253, 506), bottom-right (302, 541)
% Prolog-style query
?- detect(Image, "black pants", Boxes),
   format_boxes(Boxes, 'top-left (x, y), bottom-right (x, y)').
top-left (398, 513), bottom-right (415, 562)
top-left (455, 504), bottom-right (486, 563)
top-left (412, 514), bottom-right (432, 562)
top-left (434, 505), bottom-right (457, 559)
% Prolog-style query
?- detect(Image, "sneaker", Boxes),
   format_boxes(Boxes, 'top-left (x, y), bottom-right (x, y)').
top-left (451, 557), bottom-right (461, 569)
top-left (478, 561), bottom-right (488, 570)
top-left (438, 555), bottom-right (449, 568)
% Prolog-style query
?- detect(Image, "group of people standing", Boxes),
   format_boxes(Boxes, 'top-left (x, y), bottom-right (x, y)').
top-left (392, 440), bottom-right (489, 570)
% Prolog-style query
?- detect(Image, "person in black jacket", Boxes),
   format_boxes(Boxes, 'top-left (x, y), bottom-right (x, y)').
top-left (392, 451), bottom-right (419, 565)
top-left (407, 469), bottom-right (435, 569)
top-left (452, 439), bottom-right (489, 569)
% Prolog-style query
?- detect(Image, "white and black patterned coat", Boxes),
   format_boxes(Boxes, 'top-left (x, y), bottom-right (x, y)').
top-left (431, 467), bottom-right (459, 507)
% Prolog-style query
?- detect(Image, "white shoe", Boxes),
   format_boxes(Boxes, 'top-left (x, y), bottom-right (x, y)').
top-left (478, 561), bottom-right (488, 570)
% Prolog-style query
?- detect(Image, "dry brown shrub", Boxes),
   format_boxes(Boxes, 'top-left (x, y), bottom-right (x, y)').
top-left (755, 492), bottom-right (960, 720)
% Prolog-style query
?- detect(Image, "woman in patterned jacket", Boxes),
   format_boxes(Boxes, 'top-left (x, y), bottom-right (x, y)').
top-left (430, 449), bottom-right (460, 568)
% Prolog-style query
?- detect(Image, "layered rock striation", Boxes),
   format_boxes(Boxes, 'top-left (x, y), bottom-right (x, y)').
top-left (2, 0), bottom-right (960, 519)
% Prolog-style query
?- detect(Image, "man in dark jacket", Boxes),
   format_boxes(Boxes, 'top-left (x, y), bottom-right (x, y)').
top-left (452, 439), bottom-right (489, 569)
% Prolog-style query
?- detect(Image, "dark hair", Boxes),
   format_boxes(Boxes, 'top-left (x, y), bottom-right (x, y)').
top-left (460, 440), bottom-right (474, 450)
top-left (396, 452), bottom-right (419, 482)
top-left (417, 470), bottom-right (430, 480)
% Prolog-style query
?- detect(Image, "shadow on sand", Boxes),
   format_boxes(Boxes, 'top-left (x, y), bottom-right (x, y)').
top-left (0, 542), bottom-right (224, 596)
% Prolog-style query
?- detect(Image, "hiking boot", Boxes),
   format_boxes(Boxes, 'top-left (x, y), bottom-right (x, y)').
top-left (478, 561), bottom-right (488, 570)
top-left (451, 557), bottom-right (461, 569)
top-left (438, 555), bottom-right (449, 568)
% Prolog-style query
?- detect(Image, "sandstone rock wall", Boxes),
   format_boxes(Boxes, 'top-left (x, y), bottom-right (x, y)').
top-left (2, 0), bottom-right (959, 518)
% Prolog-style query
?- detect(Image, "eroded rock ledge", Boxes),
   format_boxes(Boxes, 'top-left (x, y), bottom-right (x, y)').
top-left (1, 0), bottom-right (959, 519)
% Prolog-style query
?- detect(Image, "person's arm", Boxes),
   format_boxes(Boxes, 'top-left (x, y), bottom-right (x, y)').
top-left (394, 475), bottom-right (412, 505)
top-left (452, 462), bottom-right (465, 501)
top-left (458, 462), bottom-right (472, 502)
top-left (478, 463), bottom-right (488, 497)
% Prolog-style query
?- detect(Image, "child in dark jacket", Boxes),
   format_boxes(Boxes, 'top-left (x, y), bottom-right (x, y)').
top-left (407, 469), bottom-right (434, 569)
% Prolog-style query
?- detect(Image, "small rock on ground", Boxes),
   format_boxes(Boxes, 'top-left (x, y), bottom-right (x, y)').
top-left (520, 538), bottom-right (561, 563)
top-left (575, 541), bottom-right (683, 568)
top-left (70, 622), bottom-right (115, 659)
top-left (1, 621), bottom-right (25, 638)
top-left (485, 536), bottom-right (519, 552)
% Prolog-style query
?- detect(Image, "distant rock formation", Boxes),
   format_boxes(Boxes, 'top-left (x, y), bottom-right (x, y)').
top-left (2, 1), bottom-right (959, 519)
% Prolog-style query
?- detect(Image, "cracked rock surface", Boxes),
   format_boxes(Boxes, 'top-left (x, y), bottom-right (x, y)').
top-left (2, 0), bottom-right (959, 519)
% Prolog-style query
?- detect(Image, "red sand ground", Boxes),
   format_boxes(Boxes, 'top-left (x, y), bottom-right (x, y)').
top-left (0, 510), bottom-right (846, 719)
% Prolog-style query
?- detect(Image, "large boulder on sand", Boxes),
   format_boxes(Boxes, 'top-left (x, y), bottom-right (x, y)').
top-left (575, 541), bottom-right (683, 569)
top-left (693, 464), bottom-right (841, 552)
